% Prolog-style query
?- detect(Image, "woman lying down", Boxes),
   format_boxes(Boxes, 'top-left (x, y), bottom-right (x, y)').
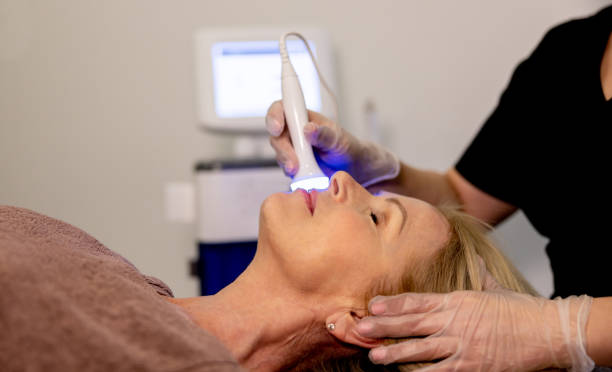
top-left (1, 171), bottom-right (547, 372)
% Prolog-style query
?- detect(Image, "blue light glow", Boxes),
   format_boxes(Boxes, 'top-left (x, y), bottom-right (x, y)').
top-left (290, 176), bottom-right (330, 192)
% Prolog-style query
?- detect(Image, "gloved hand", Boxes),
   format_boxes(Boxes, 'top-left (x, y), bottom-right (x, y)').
top-left (265, 100), bottom-right (400, 187)
top-left (356, 290), bottom-right (594, 372)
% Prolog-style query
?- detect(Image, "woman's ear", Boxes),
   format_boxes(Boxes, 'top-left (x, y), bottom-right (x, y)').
top-left (325, 309), bottom-right (383, 349)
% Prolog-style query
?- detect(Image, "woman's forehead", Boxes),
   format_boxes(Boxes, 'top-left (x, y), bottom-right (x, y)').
top-left (372, 190), bottom-right (450, 248)
top-left (381, 192), bottom-right (451, 247)
top-left (374, 190), bottom-right (409, 201)
top-left (374, 190), bottom-right (426, 211)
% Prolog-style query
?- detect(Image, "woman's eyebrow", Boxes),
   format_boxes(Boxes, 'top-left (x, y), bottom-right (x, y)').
top-left (386, 198), bottom-right (407, 233)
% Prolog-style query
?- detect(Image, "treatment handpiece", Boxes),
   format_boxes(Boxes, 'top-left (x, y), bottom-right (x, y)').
top-left (279, 32), bottom-right (332, 192)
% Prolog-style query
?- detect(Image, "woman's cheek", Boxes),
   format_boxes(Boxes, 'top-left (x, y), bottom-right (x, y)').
top-left (317, 214), bottom-right (379, 262)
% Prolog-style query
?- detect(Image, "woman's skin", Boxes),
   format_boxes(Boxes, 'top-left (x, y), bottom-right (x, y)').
top-left (164, 171), bottom-right (450, 371)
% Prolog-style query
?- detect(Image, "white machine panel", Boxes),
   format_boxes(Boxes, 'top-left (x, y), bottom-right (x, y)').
top-left (196, 165), bottom-right (288, 243)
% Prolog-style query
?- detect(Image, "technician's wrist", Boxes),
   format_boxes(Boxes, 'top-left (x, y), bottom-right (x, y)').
top-left (549, 295), bottom-right (594, 371)
top-left (353, 141), bottom-right (400, 187)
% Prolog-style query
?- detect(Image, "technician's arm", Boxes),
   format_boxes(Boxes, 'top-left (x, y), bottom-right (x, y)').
top-left (370, 164), bottom-right (517, 226)
top-left (586, 297), bottom-right (612, 365)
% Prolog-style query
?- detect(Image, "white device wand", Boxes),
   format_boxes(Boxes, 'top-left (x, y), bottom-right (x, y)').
top-left (279, 32), bottom-right (336, 192)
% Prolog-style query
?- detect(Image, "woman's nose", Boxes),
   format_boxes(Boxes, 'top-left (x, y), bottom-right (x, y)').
top-left (330, 171), bottom-right (361, 202)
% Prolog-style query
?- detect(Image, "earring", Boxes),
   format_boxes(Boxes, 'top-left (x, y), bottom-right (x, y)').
top-left (327, 323), bottom-right (336, 331)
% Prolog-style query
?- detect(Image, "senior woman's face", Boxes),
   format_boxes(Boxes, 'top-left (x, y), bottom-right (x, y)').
top-left (258, 171), bottom-right (449, 301)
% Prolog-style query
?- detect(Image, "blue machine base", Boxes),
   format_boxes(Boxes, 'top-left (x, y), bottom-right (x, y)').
top-left (196, 241), bottom-right (257, 295)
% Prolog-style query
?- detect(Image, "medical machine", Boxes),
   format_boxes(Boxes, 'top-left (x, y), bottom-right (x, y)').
top-left (194, 27), bottom-right (336, 133)
top-left (191, 28), bottom-right (337, 295)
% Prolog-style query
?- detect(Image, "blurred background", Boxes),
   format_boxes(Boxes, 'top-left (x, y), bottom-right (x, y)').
top-left (1, 0), bottom-right (610, 297)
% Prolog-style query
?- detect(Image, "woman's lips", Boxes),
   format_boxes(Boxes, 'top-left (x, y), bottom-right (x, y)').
top-left (297, 189), bottom-right (317, 215)
top-left (310, 190), bottom-right (318, 214)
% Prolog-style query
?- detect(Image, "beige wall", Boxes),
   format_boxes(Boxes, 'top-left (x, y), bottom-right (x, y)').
top-left (1, 0), bottom-right (609, 297)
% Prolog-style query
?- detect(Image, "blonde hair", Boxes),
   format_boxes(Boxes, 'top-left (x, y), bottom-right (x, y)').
top-left (306, 205), bottom-right (538, 372)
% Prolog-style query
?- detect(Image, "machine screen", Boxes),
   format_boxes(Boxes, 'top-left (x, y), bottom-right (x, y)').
top-left (211, 40), bottom-right (322, 118)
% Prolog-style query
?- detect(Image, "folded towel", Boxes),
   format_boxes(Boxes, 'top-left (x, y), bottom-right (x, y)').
top-left (0, 206), bottom-right (243, 372)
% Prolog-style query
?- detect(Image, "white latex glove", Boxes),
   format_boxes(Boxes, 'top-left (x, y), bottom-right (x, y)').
top-left (356, 291), bottom-right (594, 372)
top-left (265, 100), bottom-right (400, 187)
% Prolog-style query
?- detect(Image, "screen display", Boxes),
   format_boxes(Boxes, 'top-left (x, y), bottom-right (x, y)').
top-left (211, 40), bottom-right (322, 118)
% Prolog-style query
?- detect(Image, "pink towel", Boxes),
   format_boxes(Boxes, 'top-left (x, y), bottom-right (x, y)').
top-left (0, 206), bottom-right (243, 372)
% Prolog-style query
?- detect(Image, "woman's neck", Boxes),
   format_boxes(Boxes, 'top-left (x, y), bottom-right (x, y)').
top-left (165, 265), bottom-right (336, 371)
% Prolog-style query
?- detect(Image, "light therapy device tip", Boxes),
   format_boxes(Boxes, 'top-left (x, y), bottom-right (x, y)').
top-left (279, 32), bottom-right (332, 192)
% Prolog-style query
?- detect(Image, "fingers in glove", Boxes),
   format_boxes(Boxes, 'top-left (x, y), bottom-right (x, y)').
top-left (369, 336), bottom-right (456, 365)
top-left (306, 109), bottom-right (334, 126)
top-left (304, 122), bottom-right (339, 150)
top-left (368, 293), bottom-right (449, 316)
top-left (269, 129), bottom-right (298, 176)
top-left (265, 100), bottom-right (285, 137)
top-left (304, 110), bottom-right (343, 150)
top-left (356, 311), bottom-right (451, 338)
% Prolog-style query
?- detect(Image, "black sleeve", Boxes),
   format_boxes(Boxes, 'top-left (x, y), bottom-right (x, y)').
top-left (455, 25), bottom-right (566, 206)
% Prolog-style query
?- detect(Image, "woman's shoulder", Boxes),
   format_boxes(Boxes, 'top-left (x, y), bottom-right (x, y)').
top-left (0, 205), bottom-right (244, 372)
top-left (0, 205), bottom-right (137, 267)
top-left (0, 205), bottom-right (172, 296)
top-left (1, 205), bottom-right (109, 254)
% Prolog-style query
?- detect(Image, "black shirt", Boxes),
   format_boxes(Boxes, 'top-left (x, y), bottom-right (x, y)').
top-left (456, 6), bottom-right (612, 298)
